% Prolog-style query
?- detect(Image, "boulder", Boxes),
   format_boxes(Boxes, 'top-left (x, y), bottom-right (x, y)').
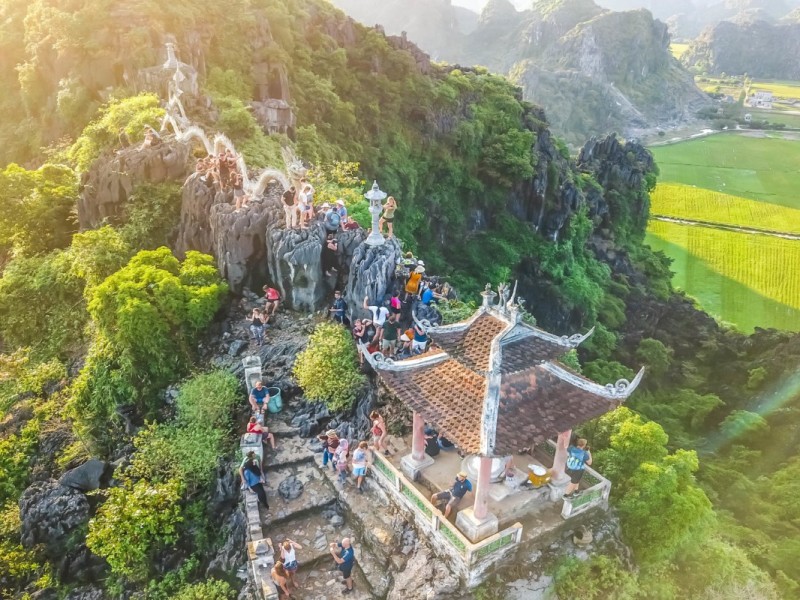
top-left (266, 223), bottom-right (328, 311)
top-left (77, 138), bottom-right (192, 229)
top-left (58, 459), bottom-right (110, 492)
top-left (277, 475), bottom-right (304, 501)
top-left (58, 543), bottom-right (108, 584)
top-left (64, 586), bottom-right (105, 600)
top-left (206, 509), bottom-right (247, 580)
top-left (345, 237), bottom-right (402, 321)
top-left (19, 480), bottom-right (90, 555)
top-left (174, 172), bottom-right (225, 256)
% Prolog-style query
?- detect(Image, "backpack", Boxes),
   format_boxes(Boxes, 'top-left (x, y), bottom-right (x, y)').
top-left (327, 210), bottom-right (341, 229)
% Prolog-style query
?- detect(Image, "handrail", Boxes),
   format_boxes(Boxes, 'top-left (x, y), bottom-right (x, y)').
top-left (370, 451), bottom-right (523, 566)
top-left (542, 439), bottom-right (611, 518)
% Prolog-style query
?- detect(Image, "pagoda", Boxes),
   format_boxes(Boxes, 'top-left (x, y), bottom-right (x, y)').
top-left (360, 283), bottom-right (644, 542)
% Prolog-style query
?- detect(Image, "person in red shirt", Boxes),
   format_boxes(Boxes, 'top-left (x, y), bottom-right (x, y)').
top-left (247, 416), bottom-right (276, 450)
top-left (263, 285), bottom-right (281, 317)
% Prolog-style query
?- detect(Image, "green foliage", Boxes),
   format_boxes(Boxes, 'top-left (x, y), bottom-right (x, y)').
top-left (719, 410), bottom-right (769, 444)
top-left (293, 322), bottom-right (365, 411)
top-left (308, 162), bottom-right (371, 228)
top-left (0, 502), bottom-right (46, 598)
top-left (554, 554), bottom-right (638, 600)
top-left (119, 183), bottom-right (182, 250)
top-left (438, 299), bottom-right (478, 325)
top-left (560, 349), bottom-right (582, 373)
top-left (582, 359), bottom-right (634, 384)
top-left (0, 162), bottom-right (78, 255)
top-left (69, 94), bottom-right (165, 171)
top-left (635, 338), bottom-right (673, 378)
top-left (86, 478), bottom-right (183, 578)
top-left (597, 414), bottom-right (669, 488)
top-left (0, 417), bottom-right (41, 506)
top-left (746, 367), bottom-right (767, 391)
top-left (582, 322), bottom-right (618, 358)
top-left (66, 226), bottom-right (133, 290)
top-left (127, 371), bottom-right (239, 492)
top-left (0, 349), bottom-right (65, 417)
top-left (211, 95), bottom-right (285, 168)
top-left (69, 249), bottom-right (227, 447)
top-left (171, 580), bottom-right (235, 600)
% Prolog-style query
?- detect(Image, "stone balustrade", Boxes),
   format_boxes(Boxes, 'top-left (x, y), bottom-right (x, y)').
top-left (539, 440), bottom-right (611, 519)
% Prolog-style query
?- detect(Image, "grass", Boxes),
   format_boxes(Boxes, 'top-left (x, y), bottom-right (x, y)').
top-left (651, 134), bottom-right (800, 210)
top-left (651, 184), bottom-right (800, 235)
top-left (646, 221), bottom-right (800, 332)
top-left (747, 109), bottom-right (800, 128)
top-left (670, 43), bottom-right (689, 59)
top-left (749, 80), bottom-right (800, 100)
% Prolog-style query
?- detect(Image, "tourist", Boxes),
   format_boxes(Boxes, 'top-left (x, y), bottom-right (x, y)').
top-left (248, 308), bottom-right (266, 346)
top-left (369, 410), bottom-right (389, 455)
top-left (239, 450), bottom-right (261, 481)
top-left (431, 471), bottom-right (472, 519)
top-left (249, 381), bottom-right (270, 414)
top-left (300, 177), bottom-right (314, 201)
top-left (218, 151), bottom-right (230, 191)
top-left (242, 453), bottom-right (269, 509)
top-left (420, 282), bottom-right (443, 306)
top-left (389, 291), bottom-right (402, 315)
top-left (379, 195), bottom-right (397, 237)
top-left (563, 438), bottom-right (592, 499)
top-left (322, 234), bottom-right (339, 277)
top-left (329, 290), bottom-right (348, 324)
top-left (335, 437), bottom-right (350, 485)
top-left (412, 322), bottom-right (428, 354)
top-left (405, 264), bottom-right (424, 297)
top-left (352, 440), bottom-right (370, 493)
top-left (247, 416), bottom-right (276, 450)
top-left (379, 312), bottom-right (400, 357)
top-left (118, 127), bottom-right (131, 149)
top-left (299, 184), bottom-right (314, 228)
top-left (424, 426), bottom-right (440, 457)
top-left (232, 172), bottom-right (246, 209)
top-left (271, 561), bottom-right (293, 599)
top-left (263, 285), bottom-right (281, 317)
top-left (318, 429), bottom-right (340, 471)
top-left (280, 539), bottom-right (303, 591)
top-left (438, 433), bottom-right (456, 452)
top-left (363, 296), bottom-right (390, 339)
top-left (335, 199), bottom-right (348, 224)
top-left (329, 537), bottom-right (356, 594)
top-left (282, 185), bottom-right (298, 229)
top-left (398, 331), bottom-right (413, 357)
top-left (322, 202), bottom-right (341, 232)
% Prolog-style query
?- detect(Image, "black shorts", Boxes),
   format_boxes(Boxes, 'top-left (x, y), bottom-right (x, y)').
top-left (339, 564), bottom-right (353, 579)
top-left (566, 468), bottom-right (584, 484)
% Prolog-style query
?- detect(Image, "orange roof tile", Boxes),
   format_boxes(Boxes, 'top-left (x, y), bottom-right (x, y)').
top-left (432, 313), bottom-right (506, 373)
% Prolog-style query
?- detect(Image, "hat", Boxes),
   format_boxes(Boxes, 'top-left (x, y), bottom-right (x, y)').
top-left (417, 260), bottom-right (425, 266)
top-left (321, 202), bottom-right (331, 208)
top-left (414, 265), bottom-right (425, 274)
top-left (405, 252), bottom-right (413, 258)
top-left (457, 471), bottom-right (468, 479)
top-left (326, 429), bottom-right (338, 438)
top-left (400, 333), bottom-right (411, 342)
top-left (336, 199), bottom-right (345, 205)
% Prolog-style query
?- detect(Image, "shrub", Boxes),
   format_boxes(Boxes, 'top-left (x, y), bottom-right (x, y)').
top-left (120, 182), bottom-right (182, 250)
top-left (635, 338), bottom-right (673, 378)
top-left (293, 322), bottom-right (365, 411)
top-left (86, 478), bottom-right (183, 578)
top-left (438, 299), bottom-right (477, 325)
top-left (554, 554), bottom-right (638, 600)
top-left (172, 580), bottom-right (235, 600)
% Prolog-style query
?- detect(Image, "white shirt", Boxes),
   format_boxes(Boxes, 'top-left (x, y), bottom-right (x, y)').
top-left (369, 306), bottom-right (390, 327)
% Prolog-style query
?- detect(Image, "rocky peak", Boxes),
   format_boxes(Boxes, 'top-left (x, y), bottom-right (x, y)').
top-left (479, 0), bottom-right (519, 25)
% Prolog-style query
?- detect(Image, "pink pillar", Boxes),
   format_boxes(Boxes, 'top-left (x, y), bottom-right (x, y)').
top-left (473, 456), bottom-right (493, 520)
top-left (551, 430), bottom-right (572, 481)
top-left (411, 412), bottom-right (426, 462)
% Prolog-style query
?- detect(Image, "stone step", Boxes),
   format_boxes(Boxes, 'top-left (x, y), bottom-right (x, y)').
top-left (262, 463), bottom-right (338, 528)
top-left (263, 437), bottom-right (316, 471)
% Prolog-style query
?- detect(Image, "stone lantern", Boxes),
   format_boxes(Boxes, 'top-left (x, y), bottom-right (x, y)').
top-left (364, 180), bottom-right (387, 247)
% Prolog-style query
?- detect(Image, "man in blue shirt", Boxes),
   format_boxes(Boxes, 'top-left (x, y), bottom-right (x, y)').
top-left (430, 471), bottom-right (473, 519)
top-left (564, 438), bottom-right (592, 499)
top-left (249, 381), bottom-right (269, 414)
top-left (329, 290), bottom-right (348, 324)
top-left (329, 537), bottom-right (356, 594)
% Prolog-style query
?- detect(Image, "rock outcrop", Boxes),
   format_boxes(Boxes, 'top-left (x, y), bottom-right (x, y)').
top-left (58, 459), bottom-right (110, 493)
top-left (266, 224), bottom-right (329, 312)
top-left (77, 139), bottom-right (191, 229)
top-left (345, 237), bottom-right (402, 320)
top-left (19, 480), bottom-right (90, 554)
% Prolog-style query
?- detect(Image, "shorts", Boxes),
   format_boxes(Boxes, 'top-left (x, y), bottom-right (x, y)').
top-left (433, 490), bottom-right (463, 509)
top-left (383, 216), bottom-right (394, 223)
top-left (412, 339), bottom-right (427, 352)
top-left (284, 560), bottom-right (298, 573)
top-left (353, 465), bottom-right (367, 477)
top-left (566, 468), bottom-right (584, 485)
top-left (339, 564), bottom-right (353, 579)
top-left (380, 339), bottom-right (397, 351)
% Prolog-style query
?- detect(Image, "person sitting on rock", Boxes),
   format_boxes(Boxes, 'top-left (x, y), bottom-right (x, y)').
top-left (247, 415), bottom-right (276, 450)
top-left (247, 308), bottom-right (266, 346)
top-left (118, 127), bottom-right (131, 149)
top-left (318, 429), bottom-right (339, 471)
top-left (329, 290), bottom-right (348, 325)
top-left (412, 322), bottom-right (428, 354)
top-left (240, 451), bottom-right (269, 509)
top-left (322, 203), bottom-right (341, 233)
top-left (424, 426), bottom-right (441, 457)
top-left (431, 471), bottom-right (472, 519)
top-left (262, 285), bottom-right (281, 317)
top-left (249, 381), bottom-right (270, 414)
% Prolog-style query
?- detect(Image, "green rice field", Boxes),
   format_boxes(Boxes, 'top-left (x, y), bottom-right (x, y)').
top-left (648, 133), bottom-right (800, 332)
top-left (646, 221), bottom-right (800, 332)
top-left (650, 184), bottom-right (800, 234)
top-left (650, 134), bottom-right (800, 210)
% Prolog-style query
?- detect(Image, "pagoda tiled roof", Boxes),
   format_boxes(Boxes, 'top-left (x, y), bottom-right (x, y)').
top-left (363, 298), bottom-right (642, 457)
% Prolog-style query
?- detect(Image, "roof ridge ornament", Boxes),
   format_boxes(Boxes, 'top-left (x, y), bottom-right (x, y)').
top-left (560, 326), bottom-right (596, 349)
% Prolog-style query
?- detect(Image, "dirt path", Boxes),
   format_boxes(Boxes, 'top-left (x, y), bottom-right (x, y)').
top-left (650, 215), bottom-right (800, 241)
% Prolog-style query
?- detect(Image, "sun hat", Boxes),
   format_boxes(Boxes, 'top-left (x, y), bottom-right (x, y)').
top-left (321, 202), bottom-right (331, 208)
top-left (417, 260), bottom-right (425, 266)
top-left (414, 265), bottom-right (425, 274)
top-left (326, 429), bottom-right (338, 437)
top-left (336, 199), bottom-right (345, 205)
top-left (457, 471), bottom-right (468, 478)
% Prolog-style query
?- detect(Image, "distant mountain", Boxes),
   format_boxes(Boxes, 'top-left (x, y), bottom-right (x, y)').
top-left (329, 0), bottom-right (708, 146)
top-left (683, 19), bottom-right (800, 79)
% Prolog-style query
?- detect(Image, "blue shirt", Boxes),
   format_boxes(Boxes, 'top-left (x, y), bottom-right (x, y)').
top-left (243, 468), bottom-right (261, 488)
top-left (421, 288), bottom-right (434, 305)
top-left (566, 446), bottom-right (590, 471)
top-left (413, 327), bottom-right (427, 343)
top-left (251, 387), bottom-right (268, 403)
top-left (331, 297), bottom-right (347, 317)
top-left (338, 544), bottom-right (355, 567)
top-left (452, 478), bottom-right (473, 498)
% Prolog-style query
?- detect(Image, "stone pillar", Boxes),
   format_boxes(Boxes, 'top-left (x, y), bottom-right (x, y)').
top-left (456, 456), bottom-right (499, 542)
top-left (400, 411), bottom-right (434, 480)
top-left (548, 430), bottom-right (572, 501)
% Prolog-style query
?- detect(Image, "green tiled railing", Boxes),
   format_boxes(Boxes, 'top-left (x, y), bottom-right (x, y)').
top-left (371, 453), bottom-right (397, 486)
top-left (571, 487), bottom-right (603, 510)
top-left (400, 482), bottom-right (433, 518)
top-left (474, 532), bottom-right (515, 560)
top-left (439, 520), bottom-right (467, 554)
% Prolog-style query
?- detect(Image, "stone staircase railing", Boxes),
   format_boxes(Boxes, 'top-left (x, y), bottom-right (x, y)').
top-left (370, 450), bottom-right (523, 588)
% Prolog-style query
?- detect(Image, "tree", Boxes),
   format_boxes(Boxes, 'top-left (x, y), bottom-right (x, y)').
top-left (293, 322), bottom-right (365, 411)
top-left (719, 411), bottom-right (768, 445)
top-left (554, 554), bottom-right (639, 600)
top-left (597, 416), bottom-right (669, 489)
top-left (86, 478), bottom-right (183, 578)
top-left (635, 338), bottom-right (673, 377)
